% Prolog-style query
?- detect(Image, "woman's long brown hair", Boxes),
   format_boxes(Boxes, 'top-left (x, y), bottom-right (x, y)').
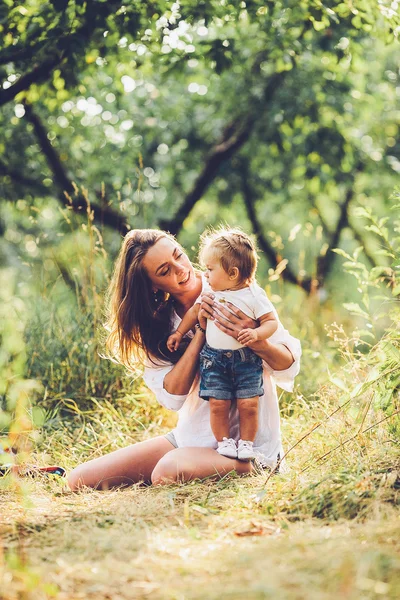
top-left (104, 229), bottom-right (181, 369)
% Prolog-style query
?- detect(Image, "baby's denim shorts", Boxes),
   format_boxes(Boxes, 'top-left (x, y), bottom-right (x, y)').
top-left (199, 343), bottom-right (264, 401)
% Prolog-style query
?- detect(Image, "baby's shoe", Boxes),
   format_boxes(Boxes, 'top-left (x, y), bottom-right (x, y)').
top-left (237, 439), bottom-right (255, 461)
top-left (217, 437), bottom-right (237, 459)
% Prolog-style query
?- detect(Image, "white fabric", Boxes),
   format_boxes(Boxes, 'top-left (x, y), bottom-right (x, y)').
top-left (195, 281), bottom-right (274, 350)
top-left (143, 308), bottom-right (301, 469)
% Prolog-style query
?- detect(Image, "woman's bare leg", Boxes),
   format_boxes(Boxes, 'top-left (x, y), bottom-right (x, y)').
top-left (151, 447), bottom-right (252, 485)
top-left (68, 436), bottom-right (174, 491)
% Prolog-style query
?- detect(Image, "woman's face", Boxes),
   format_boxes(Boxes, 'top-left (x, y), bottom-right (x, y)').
top-left (142, 237), bottom-right (196, 296)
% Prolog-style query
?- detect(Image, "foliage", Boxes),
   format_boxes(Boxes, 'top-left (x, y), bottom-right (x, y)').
top-left (0, 268), bottom-right (42, 457)
top-left (1, 4), bottom-right (400, 596)
top-left (1, 1), bottom-right (399, 291)
top-left (329, 193), bottom-right (400, 433)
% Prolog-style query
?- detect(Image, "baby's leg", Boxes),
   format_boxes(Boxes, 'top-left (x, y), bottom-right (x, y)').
top-left (237, 396), bottom-right (259, 442)
top-left (237, 397), bottom-right (259, 460)
top-left (209, 397), bottom-right (231, 441)
top-left (210, 397), bottom-right (237, 459)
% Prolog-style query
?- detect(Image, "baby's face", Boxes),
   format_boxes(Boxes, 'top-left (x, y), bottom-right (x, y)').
top-left (203, 256), bottom-right (233, 292)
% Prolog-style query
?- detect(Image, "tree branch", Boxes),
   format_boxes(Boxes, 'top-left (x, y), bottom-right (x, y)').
top-left (159, 123), bottom-right (252, 235)
top-left (0, 39), bottom-right (49, 67)
top-left (160, 71), bottom-right (287, 235)
top-left (315, 201), bottom-right (377, 268)
top-left (0, 0), bottom-right (123, 108)
top-left (0, 54), bottom-right (64, 107)
top-left (315, 163), bottom-right (369, 281)
top-left (240, 162), bottom-right (314, 292)
top-left (316, 187), bottom-right (353, 283)
top-left (23, 103), bottom-right (130, 235)
top-left (0, 158), bottom-right (50, 196)
top-left (349, 221), bottom-right (378, 267)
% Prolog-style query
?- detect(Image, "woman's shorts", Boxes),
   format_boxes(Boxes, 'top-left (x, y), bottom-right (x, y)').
top-left (199, 343), bottom-right (264, 401)
top-left (164, 431), bottom-right (178, 448)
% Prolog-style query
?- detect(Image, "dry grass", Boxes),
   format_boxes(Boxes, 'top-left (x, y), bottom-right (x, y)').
top-left (1, 398), bottom-right (399, 600)
top-left (1, 480), bottom-right (399, 599)
top-left (2, 197), bottom-right (399, 598)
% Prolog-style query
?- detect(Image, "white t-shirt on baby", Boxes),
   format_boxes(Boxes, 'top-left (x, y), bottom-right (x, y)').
top-left (196, 281), bottom-right (274, 350)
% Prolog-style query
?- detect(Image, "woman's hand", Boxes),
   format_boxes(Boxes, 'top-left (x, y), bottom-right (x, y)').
top-left (201, 293), bottom-right (257, 340)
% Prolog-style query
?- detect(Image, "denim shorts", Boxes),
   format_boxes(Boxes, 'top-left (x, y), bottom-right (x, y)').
top-left (199, 343), bottom-right (264, 401)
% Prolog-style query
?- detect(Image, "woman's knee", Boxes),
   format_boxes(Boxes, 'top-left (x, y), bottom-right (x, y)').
top-left (151, 452), bottom-right (181, 485)
top-left (151, 448), bottom-right (253, 484)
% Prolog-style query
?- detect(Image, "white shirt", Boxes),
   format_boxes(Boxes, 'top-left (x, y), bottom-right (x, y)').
top-left (196, 281), bottom-right (274, 350)
top-left (143, 292), bottom-right (301, 468)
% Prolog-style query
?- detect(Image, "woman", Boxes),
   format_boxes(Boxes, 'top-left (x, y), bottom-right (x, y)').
top-left (68, 229), bottom-right (301, 490)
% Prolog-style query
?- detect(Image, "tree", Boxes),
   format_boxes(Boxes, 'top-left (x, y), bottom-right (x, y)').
top-left (1, 1), bottom-right (399, 291)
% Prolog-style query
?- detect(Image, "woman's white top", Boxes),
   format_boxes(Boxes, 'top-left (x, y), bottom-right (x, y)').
top-left (195, 281), bottom-right (274, 350)
top-left (143, 281), bottom-right (301, 468)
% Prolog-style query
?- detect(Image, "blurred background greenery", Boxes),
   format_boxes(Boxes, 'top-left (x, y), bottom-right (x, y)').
top-left (1, 3), bottom-right (400, 597)
top-left (0, 0), bottom-right (399, 452)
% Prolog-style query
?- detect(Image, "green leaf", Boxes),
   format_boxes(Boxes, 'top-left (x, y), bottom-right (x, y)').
top-left (343, 303), bottom-right (370, 319)
top-left (329, 376), bottom-right (349, 391)
top-left (355, 329), bottom-right (375, 340)
top-left (353, 207), bottom-right (372, 219)
top-left (369, 266), bottom-right (392, 278)
top-left (332, 248), bottom-right (353, 260)
top-left (365, 224), bottom-right (384, 236)
top-left (392, 284), bottom-right (400, 296)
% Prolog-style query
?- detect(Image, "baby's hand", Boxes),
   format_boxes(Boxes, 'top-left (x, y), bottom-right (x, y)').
top-left (167, 331), bottom-right (183, 352)
top-left (237, 328), bottom-right (258, 347)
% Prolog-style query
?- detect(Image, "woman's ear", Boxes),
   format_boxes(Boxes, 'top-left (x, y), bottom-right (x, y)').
top-left (229, 267), bottom-right (240, 280)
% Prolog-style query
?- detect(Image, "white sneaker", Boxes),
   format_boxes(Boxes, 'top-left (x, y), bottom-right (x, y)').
top-left (217, 437), bottom-right (237, 459)
top-left (237, 439), bottom-right (255, 461)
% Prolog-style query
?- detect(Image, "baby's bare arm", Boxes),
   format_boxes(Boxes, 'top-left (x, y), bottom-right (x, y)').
top-left (237, 312), bottom-right (277, 346)
top-left (176, 304), bottom-right (201, 337)
top-left (254, 312), bottom-right (278, 340)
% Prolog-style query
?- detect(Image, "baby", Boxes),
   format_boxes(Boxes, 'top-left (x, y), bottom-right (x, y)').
top-left (167, 227), bottom-right (278, 460)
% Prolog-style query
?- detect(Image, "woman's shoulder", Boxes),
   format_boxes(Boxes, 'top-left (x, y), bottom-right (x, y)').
top-left (143, 354), bottom-right (173, 370)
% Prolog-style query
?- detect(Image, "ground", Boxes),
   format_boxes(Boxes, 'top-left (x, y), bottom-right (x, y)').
top-left (1, 456), bottom-right (399, 600)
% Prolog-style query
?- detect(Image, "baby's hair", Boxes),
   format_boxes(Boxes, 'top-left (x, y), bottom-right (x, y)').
top-left (199, 226), bottom-right (258, 283)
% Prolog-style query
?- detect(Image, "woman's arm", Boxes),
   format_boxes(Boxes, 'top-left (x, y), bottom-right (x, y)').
top-left (163, 326), bottom-right (205, 395)
top-left (247, 338), bottom-right (294, 370)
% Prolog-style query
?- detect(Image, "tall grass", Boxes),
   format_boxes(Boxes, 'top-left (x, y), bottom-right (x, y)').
top-left (6, 190), bottom-right (398, 473)
top-left (1, 193), bottom-right (400, 599)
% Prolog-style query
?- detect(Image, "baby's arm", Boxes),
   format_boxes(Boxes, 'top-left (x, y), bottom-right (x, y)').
top-left (237, 312), bottom-right (278, 347)
top-left (167, 304), bottom-right (201, 351)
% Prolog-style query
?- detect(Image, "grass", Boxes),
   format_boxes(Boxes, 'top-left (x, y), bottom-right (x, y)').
top-left (1, 391), bottom-right (399, 600)
top-left (2, 489), bottom-right (399, 599)
top-left (1, 299), bottom-right (399, 600)
top-left (1, 197), bottom-right (400, 598)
